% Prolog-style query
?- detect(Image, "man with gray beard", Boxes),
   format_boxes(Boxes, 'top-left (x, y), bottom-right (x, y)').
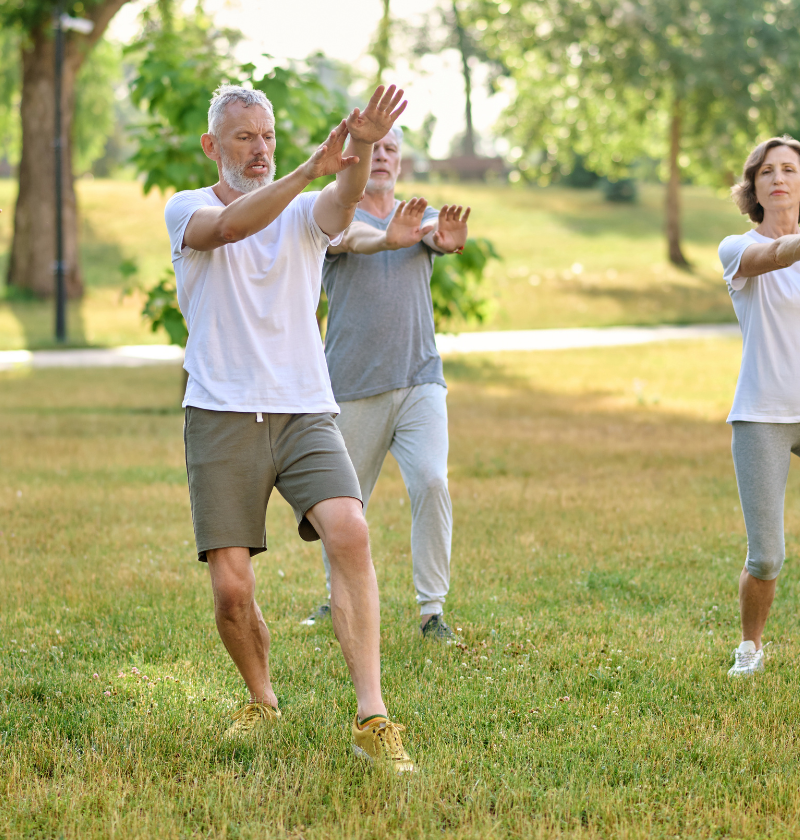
top-left (163, 84), bottom-right (415, 771)
top-left (303, 127), bottom-right (470, 641)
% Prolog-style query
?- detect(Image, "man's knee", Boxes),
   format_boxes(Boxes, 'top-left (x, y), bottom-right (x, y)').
top-left (324, 511), bottom-right (370, 563)
top-left (746, 552), bottom-right (785, 581)
top-left (211, 563), bottom-right (256, 616)
top-left (409, 470), bottom-right (449, 503)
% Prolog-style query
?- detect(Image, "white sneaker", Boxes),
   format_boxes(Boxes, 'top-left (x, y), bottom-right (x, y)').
top-left (727, 640), bottom-right (765, 677)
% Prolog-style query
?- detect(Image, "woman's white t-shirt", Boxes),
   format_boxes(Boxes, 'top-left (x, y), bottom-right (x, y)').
top-left (719, 229), bottom-right (800, 424)
top-left (165, 187), bottom-right (340, 414)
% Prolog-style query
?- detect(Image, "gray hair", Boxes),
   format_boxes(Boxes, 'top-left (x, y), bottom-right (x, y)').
top-left (390, 126), bottom-right (403, 146)
top-left (208, 85), bottom-right (274, 136)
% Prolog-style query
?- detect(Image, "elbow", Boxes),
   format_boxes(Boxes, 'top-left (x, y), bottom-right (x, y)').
top-left (217, 223), bottom-right (246, 244)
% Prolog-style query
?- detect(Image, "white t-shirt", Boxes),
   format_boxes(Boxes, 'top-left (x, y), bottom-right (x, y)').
top-left (164, 187), bottom-right (341, 414)
top-left (719, 229), bottom-right (800, 424)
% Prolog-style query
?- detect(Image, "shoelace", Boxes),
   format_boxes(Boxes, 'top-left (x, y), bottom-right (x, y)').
top-left (373, 721), bottom-right (408, 761)
top-left (735, 650), bottom-right (761, 668)
top-left (231, 703), bottom-right (274, 730)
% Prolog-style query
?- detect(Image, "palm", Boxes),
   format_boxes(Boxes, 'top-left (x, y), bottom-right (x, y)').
top-left (386, 198), bottom-right (432, 249)
top-left (347, 85), bottom-right (407, 144)
top-left (433, 205), bottom-right (471, 253)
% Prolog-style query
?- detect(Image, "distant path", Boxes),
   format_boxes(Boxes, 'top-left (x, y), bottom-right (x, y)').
top-left (0, 323), bottom-right (740, 371)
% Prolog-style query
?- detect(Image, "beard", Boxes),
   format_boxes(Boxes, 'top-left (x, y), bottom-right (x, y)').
top-left (220, 149), bottom-right (276, 194)
top-left (366, 173), bottom-right (397, 194)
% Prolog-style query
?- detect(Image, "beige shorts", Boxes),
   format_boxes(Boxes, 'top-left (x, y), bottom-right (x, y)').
top-left (184, 407), bottom-right (362, 562)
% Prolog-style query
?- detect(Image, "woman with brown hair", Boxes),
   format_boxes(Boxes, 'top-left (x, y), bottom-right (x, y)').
top-left (719, 135), bottom-right (800, 676)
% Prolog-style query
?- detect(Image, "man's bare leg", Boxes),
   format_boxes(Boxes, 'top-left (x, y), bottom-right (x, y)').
top-left (305, 497), bottom-right (386, 720)
top-left (206, 547), bottom-right (278, 709)
top-left (739, 567), bottom-right (777, 650)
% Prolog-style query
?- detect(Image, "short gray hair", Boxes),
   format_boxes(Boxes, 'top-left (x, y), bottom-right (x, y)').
top-left (390, 126), bottom-right (403, 146)
top-left (208, 85), bottom-right (274, 136)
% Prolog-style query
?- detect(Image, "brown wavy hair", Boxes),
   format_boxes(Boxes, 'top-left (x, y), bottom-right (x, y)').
top-left (732, 135), bottom-right (800, 222)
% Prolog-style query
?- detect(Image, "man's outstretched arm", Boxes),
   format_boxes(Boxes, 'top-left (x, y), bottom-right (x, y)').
top-left (183, 121), bottom-right (359, 252)
top-left (328, 197), bottom-right (434, 255)
top-left (314, 85), bottom-right (407, 238)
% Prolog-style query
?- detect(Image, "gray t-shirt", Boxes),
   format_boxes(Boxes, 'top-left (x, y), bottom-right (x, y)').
top-left (322, 203), bottom-right (446, 402)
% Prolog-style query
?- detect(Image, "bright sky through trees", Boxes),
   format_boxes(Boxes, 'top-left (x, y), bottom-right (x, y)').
top-left (110, 0), bottom-right (510, 158)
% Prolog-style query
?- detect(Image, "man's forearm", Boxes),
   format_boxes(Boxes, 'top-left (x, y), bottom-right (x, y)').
top-left (332, 224), bottom-right (389, 255)
top-left (331, 139), bottom-right (374, 209)
top-left (217, 167), bottom-right (312, 242)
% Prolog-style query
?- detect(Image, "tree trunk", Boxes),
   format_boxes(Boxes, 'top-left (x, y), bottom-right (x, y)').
top-left (7, 0), bottom-right (132, 299)
top-left (666, 96), bottom-right (689, 268)
top-left (373, 0), bottom-right (391, 87)
top-left (452, 0), bottom-right (475, 158)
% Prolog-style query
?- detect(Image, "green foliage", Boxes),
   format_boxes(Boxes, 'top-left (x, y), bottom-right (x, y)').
top-left (0, 0), bottom-right (105, 31)
top-left (468, 0), bottom-right (800, 186)
top-left (73, 37), bottom-right (123, 174)
top-left (430, 237), bottom-right (498, 330)
top-left (141, 269), bottom-right (187, 348)
top-left (0, 27), bottom-right (21, 166)
top-left (126, 5), bottom-right (346, 194)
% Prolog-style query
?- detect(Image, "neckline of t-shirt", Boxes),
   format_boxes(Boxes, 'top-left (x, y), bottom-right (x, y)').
top-left (357, 200), bottom-right (400, 225)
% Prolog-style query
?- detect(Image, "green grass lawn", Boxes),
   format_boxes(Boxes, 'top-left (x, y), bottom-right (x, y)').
top-left (3, 339), bottom-right (800, 839)
top-left (0, 177), bottom-right (747, 350)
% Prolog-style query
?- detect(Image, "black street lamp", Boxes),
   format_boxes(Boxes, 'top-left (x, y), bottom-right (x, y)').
top-left (53, 4), bottom-right (93, 344)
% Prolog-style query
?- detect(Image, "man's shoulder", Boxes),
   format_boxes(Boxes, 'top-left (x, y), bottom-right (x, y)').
top-left (165, 187), bottom-right (218, 218)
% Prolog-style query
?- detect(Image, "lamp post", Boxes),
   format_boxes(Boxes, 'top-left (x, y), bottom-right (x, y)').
top-left (53, 5), bottom-right (94, 344)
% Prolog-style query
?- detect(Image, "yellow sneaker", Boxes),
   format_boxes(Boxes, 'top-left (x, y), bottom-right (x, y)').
top-left (352, 715), bottom-right (415, 773)
top-left (224, 702), bottom-right (281, 738)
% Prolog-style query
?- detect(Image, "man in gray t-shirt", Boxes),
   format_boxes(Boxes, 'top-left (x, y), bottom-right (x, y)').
top-left (302, 127), bottom-right (470, 641)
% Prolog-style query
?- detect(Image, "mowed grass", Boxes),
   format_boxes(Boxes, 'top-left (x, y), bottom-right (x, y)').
top-left (3, 339), bottom-right (800, 839)
top-left (0, 177), bottom-right (746, 349)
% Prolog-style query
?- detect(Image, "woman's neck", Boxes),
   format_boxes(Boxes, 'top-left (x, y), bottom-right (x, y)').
top-left (756, 207), bottom-right (800, 239)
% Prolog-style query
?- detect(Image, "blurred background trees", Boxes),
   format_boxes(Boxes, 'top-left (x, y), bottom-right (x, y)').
top-left (2, 0), bottom-right (133, 299)
top-left (468, 0), bottom-right (800, 265)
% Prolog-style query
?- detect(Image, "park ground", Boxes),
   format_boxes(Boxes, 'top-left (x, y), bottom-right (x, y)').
top-left (2, 340), bottom-right (800, 839)
top-left (0, 178), bottom-right (747, 349)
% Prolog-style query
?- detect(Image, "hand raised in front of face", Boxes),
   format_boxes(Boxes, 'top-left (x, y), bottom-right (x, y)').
top-left (385, 198), bottom-right (435, 251)
top-left (432, 204), bottom-right (471, 254)
top-left (301, 120), bottom-right (360, 181)
top-left (346, 84), bottom-right (407, 145)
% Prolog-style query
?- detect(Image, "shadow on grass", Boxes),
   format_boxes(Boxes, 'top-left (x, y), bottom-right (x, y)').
top-left (3, 298), bottom-right (89, 350)
top-left (563, 278), bottom-right (735, 325)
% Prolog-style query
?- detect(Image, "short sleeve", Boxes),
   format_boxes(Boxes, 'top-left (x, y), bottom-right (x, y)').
top-left (164, 191), bottom-right (208, 260)
top-left (719, 234), bottom-right (754, 291)
top-left (297, 192), bottom-right (344, 250)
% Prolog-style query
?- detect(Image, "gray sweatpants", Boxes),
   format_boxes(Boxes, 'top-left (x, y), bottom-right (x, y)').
top-left (731, 421), bottom-right (800, 581)
top-left (322, 383), bottom-right (452, 615)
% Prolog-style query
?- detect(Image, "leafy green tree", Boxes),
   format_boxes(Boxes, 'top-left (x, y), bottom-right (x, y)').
top-left (370, 0), bottom-right (393, 86)
top-left (126, 4), bottom-right (346, 194)
top-left (3, 0), bottom-right (137, 298)
top-left (72, 37), bottom-right (124, 175)
top-left (469, 0), bottom-right (800, 265)
top-left (406, 1), bottom-right (506, 158)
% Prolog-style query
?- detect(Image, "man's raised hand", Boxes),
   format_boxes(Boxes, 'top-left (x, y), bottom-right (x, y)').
top-left (432, 204), bottom-right (471, 254)
top-left (302, 120), bottom-right (359, 181)
top-left (346, 85), bottom-right (407, 145)
top-left (385, 198), bottom-right (435, 250)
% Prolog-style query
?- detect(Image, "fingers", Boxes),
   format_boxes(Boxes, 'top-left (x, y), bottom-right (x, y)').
top-left (438, 204), bottom-right (469, 224)
top-left (400, 196), bottom-right (427, 218)
top-left (366, 86), bottom-right (385, 109)
top-left (377, 84), bottom-right (400, 111)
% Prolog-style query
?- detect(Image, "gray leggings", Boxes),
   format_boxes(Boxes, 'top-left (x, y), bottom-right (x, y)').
top-left (731, 421), bottom-right (800, 581)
